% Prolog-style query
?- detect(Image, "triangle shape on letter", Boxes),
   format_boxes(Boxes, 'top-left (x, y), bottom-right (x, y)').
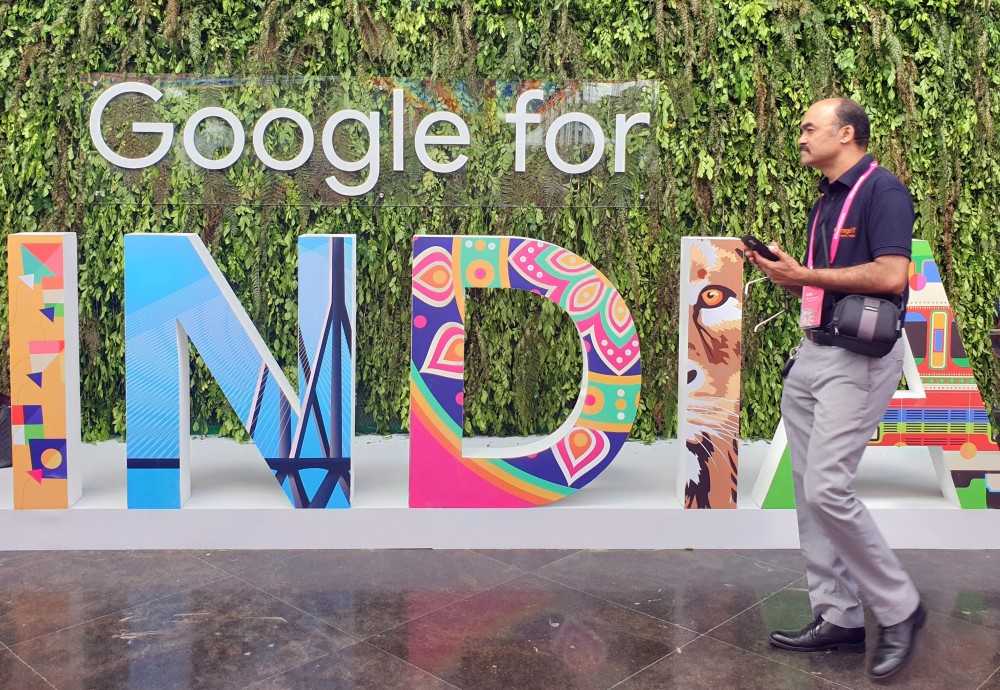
top-left (22, 243), bottom-right (62, 274)
top-left (20, 247), bottom-right (57, 280)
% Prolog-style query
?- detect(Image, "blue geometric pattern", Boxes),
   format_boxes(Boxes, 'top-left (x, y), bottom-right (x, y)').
top-left (125, 234), bottom-right (354, 509)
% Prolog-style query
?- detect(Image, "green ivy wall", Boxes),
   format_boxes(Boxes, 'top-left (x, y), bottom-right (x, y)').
top-left (0, 0), bottom-right (997, 441)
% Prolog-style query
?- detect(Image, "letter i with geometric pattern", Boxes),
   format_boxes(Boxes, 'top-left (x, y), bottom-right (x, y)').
top-left (7, 233), bottom-right (82, 509)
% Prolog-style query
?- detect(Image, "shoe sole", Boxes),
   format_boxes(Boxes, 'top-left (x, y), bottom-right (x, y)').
top-left (769, 639), bottom-right (865, 653)
top-left (869, 607), bottom-right (927, 680)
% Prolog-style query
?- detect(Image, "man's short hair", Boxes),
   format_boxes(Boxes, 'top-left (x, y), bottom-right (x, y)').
top-left (835, 99), bottom-right (870, 149)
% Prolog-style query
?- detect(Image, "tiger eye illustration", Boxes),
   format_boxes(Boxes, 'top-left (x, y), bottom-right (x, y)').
top-left (700, 287), bottom-right (725, 307)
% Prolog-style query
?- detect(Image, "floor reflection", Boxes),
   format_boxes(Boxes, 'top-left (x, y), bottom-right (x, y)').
top-left (0, 549), bottom-right (996, 689)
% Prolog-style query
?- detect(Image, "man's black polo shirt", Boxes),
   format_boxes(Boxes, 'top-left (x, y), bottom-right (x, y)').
top-left (805, 153), bottom-right (914, 328)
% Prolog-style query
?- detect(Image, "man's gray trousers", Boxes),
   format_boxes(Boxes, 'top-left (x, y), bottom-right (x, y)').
top-left (781, 337), bottom-right (920, 628)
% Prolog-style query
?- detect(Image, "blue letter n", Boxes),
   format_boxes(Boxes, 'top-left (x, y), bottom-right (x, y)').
top-left (124, 233), bottom-right (355, 509)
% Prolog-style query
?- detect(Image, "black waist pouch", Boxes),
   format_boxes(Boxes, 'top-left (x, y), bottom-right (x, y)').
top-left (830, 295), bottom-right (902, 358)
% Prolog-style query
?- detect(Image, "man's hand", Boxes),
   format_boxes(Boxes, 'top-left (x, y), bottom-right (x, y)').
top-left (746, 243), bottom-right (807, 288)
top-left (746, 242), bottom-right (910, 298)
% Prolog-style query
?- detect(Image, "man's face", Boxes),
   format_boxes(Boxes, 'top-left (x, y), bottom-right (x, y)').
top-left (798, 101), bottom-right (849, 170)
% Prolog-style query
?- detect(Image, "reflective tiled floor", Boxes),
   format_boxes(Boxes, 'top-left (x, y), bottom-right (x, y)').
top-left (0, 549), bottom-right (998, 689)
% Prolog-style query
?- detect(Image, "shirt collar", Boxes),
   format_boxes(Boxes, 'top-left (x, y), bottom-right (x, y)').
top-left (818, 153), bottom-right (874, 194)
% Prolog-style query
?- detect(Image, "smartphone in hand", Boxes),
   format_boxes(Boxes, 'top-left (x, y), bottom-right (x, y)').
top-left (741, 235), bottom-right (779, 262)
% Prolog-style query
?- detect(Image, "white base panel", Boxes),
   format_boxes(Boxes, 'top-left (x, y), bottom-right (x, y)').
top-left (0, 437), bottom-right (996, 550)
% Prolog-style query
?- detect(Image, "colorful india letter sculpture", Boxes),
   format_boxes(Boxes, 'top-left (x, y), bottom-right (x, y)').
top-left (10, 231), bottom-right (1000, 512)
top-left (125, 233), bottom-right (355, 509)
top-left (677, 238), bottom-right (744, 509)
top-left (409, 236), bottom-right (642, 507)
top-left (752, 240), bottom-right (1000, 509)
top-left (7, 233), bottom-right (82, 509)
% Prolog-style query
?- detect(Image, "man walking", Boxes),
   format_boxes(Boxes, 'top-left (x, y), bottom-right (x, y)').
top-left (746, 98), bottom-right (925, 680)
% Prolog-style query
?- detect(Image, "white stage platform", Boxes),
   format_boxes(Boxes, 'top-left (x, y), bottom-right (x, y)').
top-left (0, 436), bottom-right (996, 550)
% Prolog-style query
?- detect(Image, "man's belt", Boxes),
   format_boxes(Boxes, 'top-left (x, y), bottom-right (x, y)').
top-left (803, 328), bottom-right (837, 346)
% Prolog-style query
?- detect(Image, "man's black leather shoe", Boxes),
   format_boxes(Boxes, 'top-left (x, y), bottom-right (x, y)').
top-left (869, 603), bottom-right (926, 679)
top-left (769, 617), bottom-right (865, 652)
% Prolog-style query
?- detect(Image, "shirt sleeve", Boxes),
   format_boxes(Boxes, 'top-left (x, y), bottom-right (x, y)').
top-left (866, 181), bottom-right (914, 259)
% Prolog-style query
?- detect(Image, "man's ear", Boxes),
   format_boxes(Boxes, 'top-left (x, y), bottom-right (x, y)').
top-left (840, 124), bottom-right (855, 144)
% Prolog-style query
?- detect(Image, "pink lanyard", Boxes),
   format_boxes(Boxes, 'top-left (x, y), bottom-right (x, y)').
top-left (807, 161), bottom-right (878, 268)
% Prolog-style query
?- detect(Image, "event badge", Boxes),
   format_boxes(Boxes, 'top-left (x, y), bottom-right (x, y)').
top-left (800, 160), bottom-right (879, 332)
top-left (799, 286), bottom-right (824, 329)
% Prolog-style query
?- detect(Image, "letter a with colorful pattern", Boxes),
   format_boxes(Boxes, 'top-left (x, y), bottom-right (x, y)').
top-left (752, 240), bottom-right (1000, 509)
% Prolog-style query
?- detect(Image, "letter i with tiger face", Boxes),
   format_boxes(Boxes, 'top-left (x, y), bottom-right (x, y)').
top-left (682, 240), bottom-right (743, 508)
